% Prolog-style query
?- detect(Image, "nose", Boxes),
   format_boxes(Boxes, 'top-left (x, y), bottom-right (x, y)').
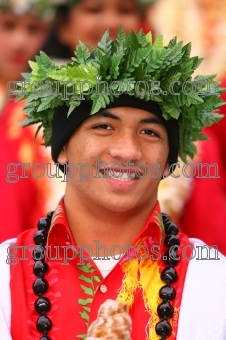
top-left (11, 30), bottom-right (29, 48)
top-left (100, 12), bottom-right (122, 37)
top-left (108, 129), bottom-right (142, 162)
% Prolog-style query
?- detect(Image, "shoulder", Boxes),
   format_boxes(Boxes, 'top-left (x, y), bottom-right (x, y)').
top-left (177, 238), bottom-right (226, 340)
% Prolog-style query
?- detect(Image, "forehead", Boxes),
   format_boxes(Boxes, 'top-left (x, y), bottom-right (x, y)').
top-left (88, 106), bottom-right (165, 126)
top-left (0, 11), bottom-right (44, 24)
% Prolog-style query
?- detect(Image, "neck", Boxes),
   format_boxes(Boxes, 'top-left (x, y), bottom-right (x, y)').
top-left (64, 190), bottom-right (157, 257)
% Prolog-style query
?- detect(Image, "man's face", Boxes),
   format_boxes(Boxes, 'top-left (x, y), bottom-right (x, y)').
top-left (59, 0), bottom-right (141, 51)
top-left (58, 107), bottom-right (169, 214)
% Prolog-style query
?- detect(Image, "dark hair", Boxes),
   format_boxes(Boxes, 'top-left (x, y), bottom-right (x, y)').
top-left (41, 5), bottom-right (72, 59)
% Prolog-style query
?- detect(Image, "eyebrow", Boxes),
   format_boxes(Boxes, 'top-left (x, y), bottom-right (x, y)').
top-left (89, 111), bottom-right (121, 121)
top-left (138, 117), bottom-right (164, 126)
top-left (89, 110), bottom-right (164, 126)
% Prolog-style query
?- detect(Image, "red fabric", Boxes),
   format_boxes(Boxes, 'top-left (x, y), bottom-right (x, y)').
top-left (0, 100), bottom-right (49, 242)
top-left (10, 198), bottom-right (191, 340)
top-left (180, 80), bottom-right (226, 255)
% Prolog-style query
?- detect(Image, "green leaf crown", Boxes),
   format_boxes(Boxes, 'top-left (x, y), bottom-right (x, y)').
top-left (17, 28), bottom-right (224, 162)
top-left (0, 0), bottom-right (62, 21)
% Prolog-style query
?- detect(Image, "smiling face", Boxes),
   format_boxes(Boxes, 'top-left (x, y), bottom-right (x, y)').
top-left (59, 0), bottom-right (141, 51)
top-left (58, 107), bottom-right (169, 215)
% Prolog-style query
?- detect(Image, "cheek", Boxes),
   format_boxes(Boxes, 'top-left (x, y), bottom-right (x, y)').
top-left (66, 13), bottom-right (96, 47)
top-left (26, 33), bottom-right (46, 56)
top-left (0, 31), bottom-right (12, 48)
top-left (120, 16), bottom-right (140, 33)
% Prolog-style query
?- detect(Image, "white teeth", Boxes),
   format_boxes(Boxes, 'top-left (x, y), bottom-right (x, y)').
top-left (100, 170), bottom-right (138, 180)
top-left (103, 171), bottom-right (137, 181)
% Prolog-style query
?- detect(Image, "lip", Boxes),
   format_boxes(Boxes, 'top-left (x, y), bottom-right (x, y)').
top-left (9, 55), bottom-right (27, 64)
top-left (103, 175), bottom-right (140, 190)
top-left (99, 166), bottom-right (144, 177)
top-left (99, 169), bottom-right (140, 191)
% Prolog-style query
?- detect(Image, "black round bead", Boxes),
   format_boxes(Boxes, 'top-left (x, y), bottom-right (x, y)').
top-left (40, 337), bottom-right (52, 340)
top-left (161, 213), bottom-right (170, 225)
top-left (33, 245), bottom-right (45, 261)
top-left (164, 234), bottom-right (180, 248)
top-left (157, 301), bottom-right (174, 318)
top-left (47, 211), bottom-right (54, 220)
top-left (33, 277), bottom-right (49, 295)
top-left (164, 221), bottom-right (179, 235)
top-left (155, 320), bottom-right (172, 336)
top-left (35, 297), bottom-right (51, 314)
top-left (36, 315), bottom-right (52, 333)
top-left (34, 230), bottom-right (47, 246)
top-left (163, 249), bottom-right (180, 266)
top-left (161, 266), bottom-right (178, 283)
top-left (159, 285), bottom-right (176, 300)
top-left (33, 261), bottom-right (49, 277)
top-left (37, 217), bottom-right (51, 231)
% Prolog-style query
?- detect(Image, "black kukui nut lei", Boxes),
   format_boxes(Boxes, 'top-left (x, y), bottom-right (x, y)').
top-left (32, 211), bottom-right (180, 339)
top-left (155, 213), bottom-right (180, 340)
top-left (32, 211), bottom-right (54, 340)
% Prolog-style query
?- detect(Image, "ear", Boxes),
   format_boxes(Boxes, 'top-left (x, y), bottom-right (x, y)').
top-left (57, 146), bottom-right (67, 164)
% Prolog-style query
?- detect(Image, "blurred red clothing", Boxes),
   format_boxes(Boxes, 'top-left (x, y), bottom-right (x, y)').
top-left (180, 79), bottom-right (226, 255)
top-left (0, 100), bottom-right (50, 242)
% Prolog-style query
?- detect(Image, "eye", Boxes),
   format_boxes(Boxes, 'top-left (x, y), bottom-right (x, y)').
top-left (141, 129), bottom-right (160, 137)
top-left (2, 19), bottom-right (15, 31)
top-left (118, 7), bottom-right (137, 15)
top-left (27, 24), bottom-right (41, 35)
top-left (82, 5), bottom-right (102, 13)
top-left (93, 124), bottom-right (112, 130)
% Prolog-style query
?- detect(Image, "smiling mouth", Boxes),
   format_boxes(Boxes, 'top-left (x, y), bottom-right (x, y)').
top-left (100, 169), bottom-right (143, 181)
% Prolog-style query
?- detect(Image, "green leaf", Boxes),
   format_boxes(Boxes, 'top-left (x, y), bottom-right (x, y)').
top-left (77, 265), bottom-right (90, 273)
top-left (152, 34), bottom-right (164, 50)
top-left (67, 100), bottom-right (81, 116)
top-left (80, 285), bottom-right (93, 296)
top-left (78, 275), bottom-right (92, 283)
top-left (21, 73), bottom-right (31, 81)
top-left (47, 68), bottom-right (67, 81)
top-left (78, 298), bottom-right (93, 305)
top-left (35, 124), bottom-right (42, 139)
top-left (76, 334), bottom-right (87, 339)
top-left (37, 97), bottom-right (53, 112)
top-left (43, 125), bottom-right (52, 146)
top-left (127, 30), bottom-right (140, 49)
top-left (90, 268), bottom-right (96, 273)
top-left (36, 51), bottom-right (56, 72)
top-left (145, 31), bottom-right (152, 45)
top-left (162, 103), bottom-right (181, 119)
top-left (28, 61), bottom-right (39, 74)
top-left (82, 306), bottom-right (91, 312)
top-left (79, 311), bottom-right (89, 321)
top-left (92, 276), bottom-right (101, 282)
top-left (110, 53), bottom-right (124, 79)
top-left (72, 40), bottom-right (90, 64)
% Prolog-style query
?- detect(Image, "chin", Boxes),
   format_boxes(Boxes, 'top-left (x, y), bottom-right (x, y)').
top-left (102, 198), bottom-right (144, 214)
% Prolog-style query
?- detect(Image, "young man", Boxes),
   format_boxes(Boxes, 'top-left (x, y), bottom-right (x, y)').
top-left (0, 0), bottom-right (57, 242)
top-left (0, 29), bottom-right (226, 340)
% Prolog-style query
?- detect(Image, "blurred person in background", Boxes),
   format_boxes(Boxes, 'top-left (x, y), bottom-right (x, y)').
top-left (42, 0), bottom-right (156, 63)
top-left (148, 0), bottom-right (226, 255)
top-left (0, 0), bottom-right (58, 242)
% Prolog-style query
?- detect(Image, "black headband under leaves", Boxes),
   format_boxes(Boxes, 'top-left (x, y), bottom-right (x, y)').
top-left (16, 28), bottom-right (224, 162)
